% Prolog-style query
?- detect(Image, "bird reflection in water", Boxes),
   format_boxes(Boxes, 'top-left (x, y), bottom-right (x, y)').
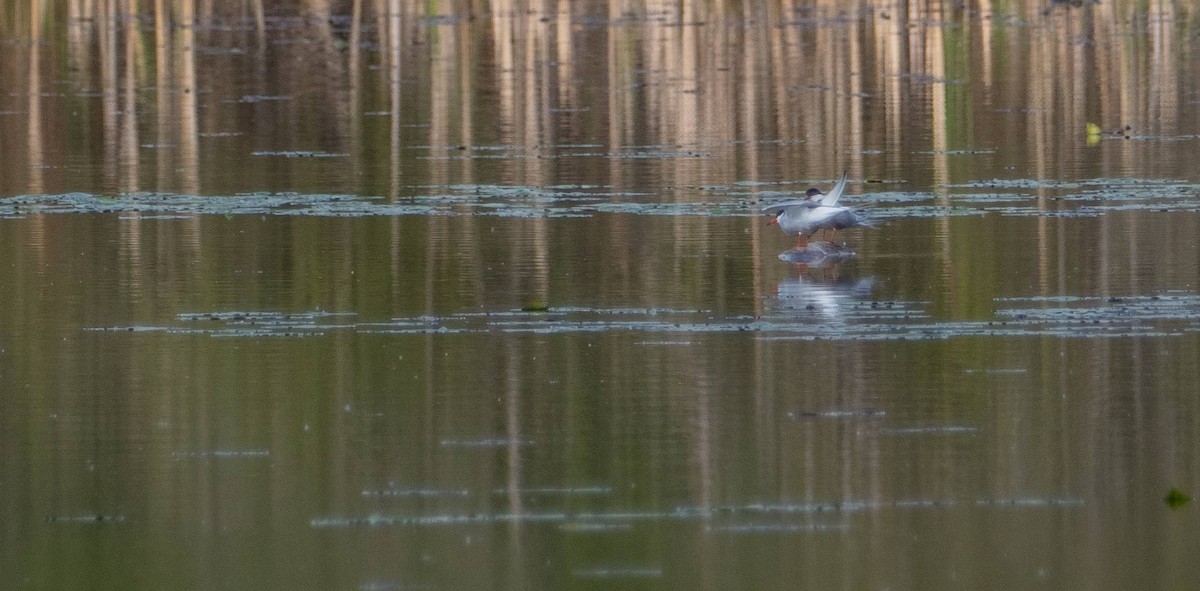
top-left (776, 240), bottom-right (857, 269)
top-left (773, 272), bottom-right (878, 321)
top-left (773, 241), bottom-right (875, 321)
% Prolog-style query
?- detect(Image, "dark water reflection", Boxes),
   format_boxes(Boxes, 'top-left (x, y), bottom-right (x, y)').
top-left (3, 1), bottom-right (1200, 589)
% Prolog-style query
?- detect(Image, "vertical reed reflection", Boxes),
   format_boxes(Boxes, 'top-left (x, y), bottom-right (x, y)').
top-left (99, 0), bottom-right (119, 191)
top-left (119, 0), bottom-right (140, 194)
top-left (7, 7), bottom-right (1199, 420)
top-left (177, 0), bottom-right (199, 195)
top-left (27, 0), bottom-right (45, 195)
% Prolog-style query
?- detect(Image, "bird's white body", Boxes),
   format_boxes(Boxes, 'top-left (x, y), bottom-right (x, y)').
top-left (762, 172), bottom-right (873, 242)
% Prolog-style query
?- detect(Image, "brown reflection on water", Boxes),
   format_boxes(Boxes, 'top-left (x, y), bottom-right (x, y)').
top-left (3, 1), bottom-right (1200, 590)
top-left (4, 0), bottom-right (1199, 194)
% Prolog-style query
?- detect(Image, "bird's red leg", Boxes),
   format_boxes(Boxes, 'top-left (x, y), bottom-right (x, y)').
top-left (795, 234), bottom-right (807, 249)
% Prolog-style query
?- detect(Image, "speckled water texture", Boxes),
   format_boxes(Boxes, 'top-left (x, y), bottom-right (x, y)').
top-left (3, 1), bottom-right (1200, 590)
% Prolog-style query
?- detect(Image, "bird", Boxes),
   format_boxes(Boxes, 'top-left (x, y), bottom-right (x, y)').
top-left (762, 171), bottom-right (874, 248)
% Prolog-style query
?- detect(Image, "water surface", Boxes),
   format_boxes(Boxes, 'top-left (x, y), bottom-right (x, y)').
top-left (2, 1), bottom-right (1200, 589)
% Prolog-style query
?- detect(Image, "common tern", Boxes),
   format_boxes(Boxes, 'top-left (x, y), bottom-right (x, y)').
top-left (762, 171), bottom-right (875, 248)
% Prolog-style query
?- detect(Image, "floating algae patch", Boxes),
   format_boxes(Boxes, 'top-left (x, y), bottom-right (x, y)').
top-left (234, 94), bottom-right (292, 103)
top-left (251, 150), bottom-right (350, 158)
top-left (973, 498), bottom-right (1085, 508)
top-left (947, 178), bottom-right (1081, 190)
top-left (492, 486), bottom-right (614, 497)
top-left (994, 293), bottom-right (1200, 325)
top-left (706, 522), bottom-right (849, 534)
top-left (574, 148), bottom-right (713, 159)
top-left (868, 204), bottom-right (986, 219)
top-left (1165, 488), bottom-right (1192, 509)
top-left (785, 408), bottom-right (887, 420)
top-left (310, 496), bottom-right (1083, 529)
top-left (0, 192), bottom-right (410, 218)
top-left (177, 310), bottom-right (357, 322)
top-left (861, 191), bottom-right (942, 204)
top-left (0, 187), bottom-right (763, 219)
top-left (357, 581), bottom-right (436, 591)
top-left (440, 438), bottom-right (534, 448)
top-left (117, 214), bottom-right (195, 220)
top-left (420, 152), bottom-right (534, 161)
top-left (931, 178), bottom-right (1200, 217)
top-left (88, 310), bottom-right (355, 338)
top-left (412, 143), bottom-right (711, 161)
top-left (918, 148), bottom-right (997, 156)
top-left (951, 193), bottom-right (1036, 204)
top-left (172, 449), bottom-right (271, 459)
top-left (559, 522), bottom-right (635, 533)
top-left (573, 567), bottom-right (663, 579)
top-left (17, 180), bottom-right (1199, 221)
top-left (880, 426), bottom-right (980, 435)
top-left (44, 514), bottom-right (127, 524)
top-left (89, 290), bottom-right (1200, 342)
top-left (362, 487), bottom-right (471, 499)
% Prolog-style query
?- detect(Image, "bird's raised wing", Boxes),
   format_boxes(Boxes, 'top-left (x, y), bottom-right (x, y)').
top-left (819, 171), bottom-right (849, 206)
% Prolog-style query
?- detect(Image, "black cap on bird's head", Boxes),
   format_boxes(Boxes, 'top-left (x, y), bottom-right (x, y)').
top-left (805, 188), bottom-right (824, 199)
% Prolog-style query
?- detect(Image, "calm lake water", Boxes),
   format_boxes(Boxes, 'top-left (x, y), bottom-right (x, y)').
top-left (3, 0), bottom-right (1200, 589)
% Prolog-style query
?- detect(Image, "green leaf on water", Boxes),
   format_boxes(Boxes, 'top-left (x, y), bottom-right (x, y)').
top-left (1085, 122), bottom-right (1102, 136)
top-left (1164, 488), bottom-right (1191, 509)
top-left (521, 301), bottom-right (550, 312)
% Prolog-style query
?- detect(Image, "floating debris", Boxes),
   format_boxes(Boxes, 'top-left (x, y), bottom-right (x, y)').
top-left (520, 301), bottom-right (550, 312)
top-left (1165, 488), bottom-right (1192, 509)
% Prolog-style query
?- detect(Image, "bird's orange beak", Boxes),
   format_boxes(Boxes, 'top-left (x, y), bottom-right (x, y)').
top-left (767, 216), bottom-right (777, 226)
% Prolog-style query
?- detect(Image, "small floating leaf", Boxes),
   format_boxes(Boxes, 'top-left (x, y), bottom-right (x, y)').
top-left (1165, 488), bottom-right (1191, 509)
top-left (521, 301), bottom-right (550, 312)
top-left (1086, 122), bottom-right (1102, 136)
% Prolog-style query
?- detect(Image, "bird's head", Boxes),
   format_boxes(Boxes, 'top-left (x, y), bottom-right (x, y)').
top-left (804, 188), bottom-right (824, 200)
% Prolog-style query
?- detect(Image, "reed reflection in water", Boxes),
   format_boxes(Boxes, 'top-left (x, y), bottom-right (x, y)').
top-left (6, 0), bottom-right (1198, 191)
top-left (1, 1), bottom-right (1200, 590)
